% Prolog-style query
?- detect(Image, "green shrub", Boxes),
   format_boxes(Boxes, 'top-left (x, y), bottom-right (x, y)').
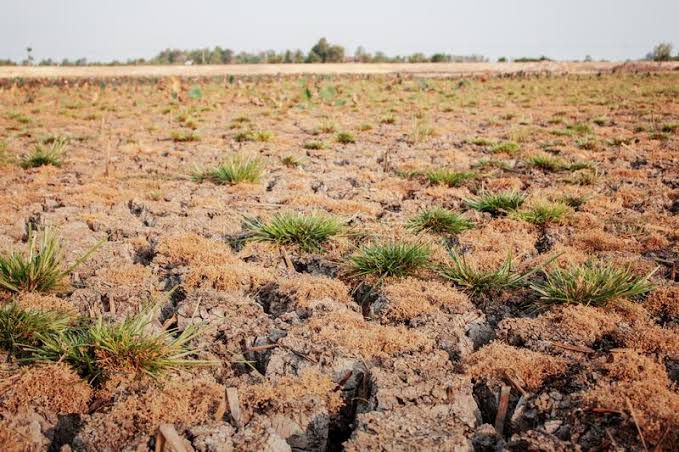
top-left (30, 310), bottom-right (210, 380)
top-left (242, 212), bottom-right (343, 251)
top-left (513, 202), bottom-right (569, 225)
top-left (303, 140), bottom-right (327, 150)
top-left (336, 131), bottom-right (356, 144)
top-left (439, 249), bottom-right (537, 294)
top-left (490, 141), bottom-right (520, 154)
top-left (20, 138), bottom-right (67, 168)
top-left (531, 263), bottom-right (655, 307)
top-left (349, 242), bottom-right (430, 279)
top-left (426, 169), bottom-right (475, 187)
top-left (0, 303), bottom-right (73, 356)
top-left (0, 228), bottom-right (101, 293)
top-left (194, 155), bottom-right (263, 185)
top-left (170, 130), bottom-right (201, 142)
top-left (527, 154), bottom-right (564, 172)
top-left (407, 207), bottom-right (474, 235)
top-left (465, 190), bottom-right (526, 215)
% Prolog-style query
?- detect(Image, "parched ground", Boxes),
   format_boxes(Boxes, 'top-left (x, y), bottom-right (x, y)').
top-left (2, 61), bottom-right (679, 79)
top-left (0, 69), bottom-right (678, 451)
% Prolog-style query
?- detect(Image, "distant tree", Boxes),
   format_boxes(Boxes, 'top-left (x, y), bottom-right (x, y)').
top-left (408, 53), bottom-right (428, 63)
top-left (430, 53), bottom-right (451, 63)
top-left (308, 38), bottom-right (345, 63)
top-left (497, 57), bottom-right (507, 62)
top-left (646, 42), bottom-right (673, 61)
top-left (373, 51), bottom-right (388, 63)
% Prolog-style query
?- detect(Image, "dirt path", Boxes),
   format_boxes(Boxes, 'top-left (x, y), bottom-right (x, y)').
top-left (1, 61), bottom-right (677, 79)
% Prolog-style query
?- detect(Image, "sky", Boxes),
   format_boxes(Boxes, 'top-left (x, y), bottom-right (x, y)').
top-left (1, 0), bottom-right (678, 63)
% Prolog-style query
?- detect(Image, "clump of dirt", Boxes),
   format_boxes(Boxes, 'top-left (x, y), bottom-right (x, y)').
top-left (374, 277), bottom-right (471, 322)
top-left (284, 310), bottom-right (435, 361)
top-left (582, 350), bottom-right (679, 445)
top-left (0, 363), bottom-right (92, 417)
top-left (466, 342), bottom-right (567, 392)
top-left (75, 375), bottom-right (225, 450)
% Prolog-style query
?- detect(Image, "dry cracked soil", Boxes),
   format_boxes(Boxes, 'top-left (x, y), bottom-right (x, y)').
top-left (0, 66), bottom-right (678, 451)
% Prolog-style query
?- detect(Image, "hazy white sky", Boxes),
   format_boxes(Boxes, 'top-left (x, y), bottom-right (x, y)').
top-left (1, 0), bottom-right (678, 62)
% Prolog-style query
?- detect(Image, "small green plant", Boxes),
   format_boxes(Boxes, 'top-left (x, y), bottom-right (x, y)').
top-left (465, 190), bottom-right (526, 215)
top-left (171, 130), bottom-right (201, 142)
top-left (528, 154), bottom-right (565, 172)
top-left (660, 123), bottom-right (677, 133)
top-left (470, 137), bottom-right (495, 146)
top-left (0, 142), bottom-right (12, 165)
top-left (568, 170), bottom-right (598, 186)
top-left (303, 140), bottom-right (327, 150)
top-left (472, 159), bottom-right (510, 170)
top-left (407, 207), bottom-right (473, 235)
top-left (426, 169), bottom-right (475, 187)
top-left (318, 120), bottom-right (337, 134)
top-left (439, 249), bottom-right (538, 294)
top-left (592, 116), bottom-right (610, 126)
top-left (30, 310), bottom-right (209, 380)
top-left (559, 194), bottom-right (588, 209)
top-left (193, 155), bottom-right (263, 185)
top-left (513, 202), bottom-right (569, 226)
top-left (242, 212), bottom-right (343, 251)
top-left (281, 155), bottom-right (301, 168)
top-left (411, 118), bottom-right (436, 143)
top-left (0, 303), bottom-right (73, 356)
top-left (20, 138), bottom-right (67, 169)
top-left (565, 160), bottom-right (597, 172)
top-left (531, 262), bottom-right (655, 307)
top-left (253, 130), bottom-right (274, 142)
top-left (490, 141), bottom-right (520, 154)
top-left (0, 228), bottom-right (101, 293)
top-left (348, 242), bottom-right (430, 279)
top-left (336, 131), bottom-right (356, 144)
top-left (568, 122), bottom-right (593, 135)
top-left (380, 114), bottom-right (396, 125)
top-left (576, 137), bottom-right (598, 150)
top-left (6, 111), bottom-right (32, 124)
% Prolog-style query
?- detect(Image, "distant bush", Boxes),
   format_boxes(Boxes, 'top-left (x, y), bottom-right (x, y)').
top-left (513, 56), bottom-right (551, 63)
top-left (646, 42), bottom-right (676, 61)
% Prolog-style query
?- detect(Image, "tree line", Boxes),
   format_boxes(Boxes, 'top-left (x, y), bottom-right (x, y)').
top-left (2, 39), bottom-right (676, 66)
top-left (2, 38), bottom-right (486, 66)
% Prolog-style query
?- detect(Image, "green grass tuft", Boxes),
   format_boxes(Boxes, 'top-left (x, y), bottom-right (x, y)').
top-left (0, 228), bottom-right (101, 293)
top-left (490, 141), bottom-right (520, 154)
top-left (194, 155), bottom-right (263, 185)
top-left (426, 169), bottom-right (475, 187)
top-left (0, 303), bottom-right (73, 356)
top-left (407, 207), bottom-right (474, 235)
top-left (439, 249), bottom-right (538, 294)
top-left (513, 202), bottom-right (569, 226)
top-left (20, 138), bottom-right (67, 169)
top-left (170, 130), bottom-right (201, 142)
top-left (242, 212), bottom-right (343, 251)
top-left (527, 154), bottom-right (564, 172)
top-left (302, 140), bottom-right (327, 150)
top-left (336, 131), bottom-right (356, 144)
top-left (29, 310), bottom-right (210, 380)
top-left (349, 242), bottom-right (430, 279)
top-left (531, 262), bottom-right (655, 307)
top-left (465, 190), bottom-right (526, 215)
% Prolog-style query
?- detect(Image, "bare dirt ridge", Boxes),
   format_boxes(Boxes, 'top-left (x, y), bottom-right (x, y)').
top-left (0, 71), bottom-right (677, 451)
top-left (2, 61), bottom-right (679, 79)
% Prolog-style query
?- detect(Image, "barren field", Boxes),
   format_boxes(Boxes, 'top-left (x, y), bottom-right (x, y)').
top-left (2, 61), bottom-right (679, 80)
top-left (0, 70), bottom-right (678, 451)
